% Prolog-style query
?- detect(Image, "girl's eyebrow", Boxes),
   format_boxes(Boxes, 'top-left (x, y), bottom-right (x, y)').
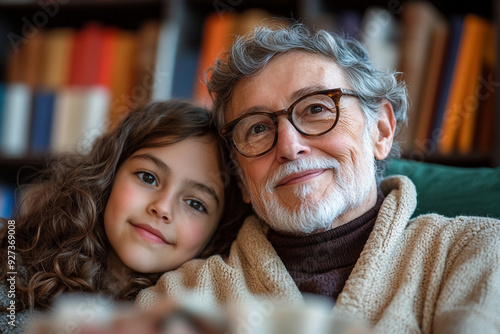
top-left (130, 153), bottom-right (220, 206)
top-left (185, 180), bottom-right (220, 207)
top-left (131, 153), bottom-right (170, 174)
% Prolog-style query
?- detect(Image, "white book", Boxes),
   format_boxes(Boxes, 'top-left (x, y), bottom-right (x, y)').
top-left (0, 83), bottom-right (32, 157)
top-left (50, 87), bottom-right (86, 153)
top-left (80, 86), bottom-right (111, 152)
top-left (152, 18), bottom-right (181, 101)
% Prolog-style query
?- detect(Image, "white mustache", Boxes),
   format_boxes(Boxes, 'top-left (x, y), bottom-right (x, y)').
top-left (265, 157), bottom-right (341, 192)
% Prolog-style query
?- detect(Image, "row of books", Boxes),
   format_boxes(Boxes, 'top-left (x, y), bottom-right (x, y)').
top-left (0, 20), bottom-right (160, 157)
top-left (314, 2), bottom-right (496, 157)
top-left (189, 3), bottom-right (497, 157)
top-left (0, 3), bottom-right (497, 159)
top-left (397, 2), bottom-right (496, 157)
top-left (0, 8), bottom-right (285, 157)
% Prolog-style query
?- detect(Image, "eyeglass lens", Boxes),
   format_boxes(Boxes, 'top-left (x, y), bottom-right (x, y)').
top-left (232, 93), bottom-right (338, 156)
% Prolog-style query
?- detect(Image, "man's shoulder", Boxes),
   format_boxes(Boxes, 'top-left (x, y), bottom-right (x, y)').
top-left (404, 213), bottom-right (500, 254)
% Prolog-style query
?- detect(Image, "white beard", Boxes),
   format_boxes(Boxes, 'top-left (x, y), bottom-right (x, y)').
top-left (242, 130), bottom-right (376, 235)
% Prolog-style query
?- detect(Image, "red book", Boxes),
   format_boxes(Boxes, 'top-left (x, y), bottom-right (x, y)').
top-left (68, 22), bottom-right (104, 86)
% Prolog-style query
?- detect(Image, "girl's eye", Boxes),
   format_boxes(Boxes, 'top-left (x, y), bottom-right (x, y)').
top-left (136, 171), bottom-right (158, 186)
top-left (185, 199), bottom-right (207, 213)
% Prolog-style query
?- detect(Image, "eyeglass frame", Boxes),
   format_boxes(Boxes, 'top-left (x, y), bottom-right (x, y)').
top-left (219, 87), bottom-right (360, 158)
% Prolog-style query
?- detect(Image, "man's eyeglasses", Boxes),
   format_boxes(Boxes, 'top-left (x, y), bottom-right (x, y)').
top-left (220, 88), bottom-right (360, 158)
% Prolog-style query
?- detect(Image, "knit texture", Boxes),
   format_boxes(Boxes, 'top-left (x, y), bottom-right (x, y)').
top-left (135, 175), bottom-right (500, 333)
top-left (267, 193), bottom-right (383, 301)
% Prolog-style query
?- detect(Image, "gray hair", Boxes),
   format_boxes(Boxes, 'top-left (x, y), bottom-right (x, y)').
top-left (207, 23), bottom-right (408, 182)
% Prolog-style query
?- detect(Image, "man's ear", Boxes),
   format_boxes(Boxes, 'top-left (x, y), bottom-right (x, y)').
top-left (373, 100), bottom-right (396, 160)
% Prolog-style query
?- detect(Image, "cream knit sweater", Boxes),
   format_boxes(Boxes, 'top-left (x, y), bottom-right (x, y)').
top-left (136, 175), bottom-right (500, 333)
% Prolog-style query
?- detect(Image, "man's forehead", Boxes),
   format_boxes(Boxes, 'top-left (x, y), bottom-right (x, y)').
top-left (225, 52), bottom-right (346, 122)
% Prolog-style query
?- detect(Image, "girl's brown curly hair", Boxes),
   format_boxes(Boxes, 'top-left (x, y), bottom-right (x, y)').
top-left (0, 100), bottom-right (251, 311)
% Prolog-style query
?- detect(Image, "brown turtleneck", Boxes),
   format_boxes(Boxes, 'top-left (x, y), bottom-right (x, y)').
top-left (267, 193), bottom-right (384, 301)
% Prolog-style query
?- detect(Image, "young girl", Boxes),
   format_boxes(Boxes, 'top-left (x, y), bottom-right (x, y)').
top-left (0, 100), bottom-right (249, 326)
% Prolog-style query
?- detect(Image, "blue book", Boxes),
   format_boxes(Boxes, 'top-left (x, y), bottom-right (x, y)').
top-left (171, 48), bottom-right (198, 99)
top-left (30, 90), bottom-right (56, 154)
top-left (430, 16), bottom-right (464, 144)
top-left (0, 184), bottom-right (16, 219)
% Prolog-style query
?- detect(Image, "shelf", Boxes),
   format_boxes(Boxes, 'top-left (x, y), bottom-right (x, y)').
top-left (0, 0), bottom-right (164, 29)
top-left (0, 155), bottom-right (50, 185)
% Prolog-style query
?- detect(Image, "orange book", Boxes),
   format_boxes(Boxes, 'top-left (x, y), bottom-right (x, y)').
top-left (40, 28), bottom-right (76, 89)
top-left (96, 27), bottom-right (119, 87)
top-left (107, 29), bottom-right (138, 128)
top-left (23, 29), bottom-right (45, 88)
top-left (457, 21), bottom-right (495, 154)
top-left (193, 12), bottom-right (236, 107)
top-left (5, 39), bottom-right (24, 83)
top-left (5, 28), bottom-right (45, 86)
top-left (438, 15), bottom-right (490, 155)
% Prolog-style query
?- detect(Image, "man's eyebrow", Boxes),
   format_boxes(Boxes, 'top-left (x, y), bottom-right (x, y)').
top-left (185, 180), bottom-right (220, 207)
top-left (237, 85), bottom-right (329, 117)
top-left (131, 153), bottom-right (171, 174)
top-left (290, 85), bottom-right (329, 101)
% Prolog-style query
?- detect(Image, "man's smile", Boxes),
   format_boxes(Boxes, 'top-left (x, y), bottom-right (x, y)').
top-left (277, 169), bottom-right (327, 187)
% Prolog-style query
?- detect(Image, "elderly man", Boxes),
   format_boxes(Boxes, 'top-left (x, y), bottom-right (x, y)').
top-left (137, 24), bottom-right (500, 332)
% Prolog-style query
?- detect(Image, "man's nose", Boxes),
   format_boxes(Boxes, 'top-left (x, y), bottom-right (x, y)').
top-left (274, 116), bottom-right (310, 162)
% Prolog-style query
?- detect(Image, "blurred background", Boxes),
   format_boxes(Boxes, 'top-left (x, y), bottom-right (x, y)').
top-left (0, 0), bottom-right (498, 217)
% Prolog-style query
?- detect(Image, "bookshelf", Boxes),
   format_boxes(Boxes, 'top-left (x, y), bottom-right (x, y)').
top-left (0, 0), bottom-right (499, 217)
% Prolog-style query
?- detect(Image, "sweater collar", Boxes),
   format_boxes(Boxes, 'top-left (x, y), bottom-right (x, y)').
top-left (266, 193), bottom-right (384, 273)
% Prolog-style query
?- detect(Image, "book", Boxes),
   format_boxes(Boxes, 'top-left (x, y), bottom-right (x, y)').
top-left (50, 87), bottom-right (87, 153)
top-left (5, 36), bottom-right (24, 83)
top-left (473, 77), bottom-right (495, 154)
top-left (472, 22), bottom-right (496, 155)
top-left (80, 86), bottom-right (111, 152)
top-left (429, 16), bottom-right (464, 148)
top-left (40, 28), bottom-right (76, 89)
top-left (0, 183), bottom-right (16, 219)
top-left (398, 2), bottom-right (447, 154)
top-left (96, 27), bottom-right (118, 87)
top-left (457, 20), bottom-right (495, 154)
top-left (151, 17), bottom-right (181, 102)
top-left (438, 15), bottom-right (490, 155)
top-left (30, 90), bottom-right (56, 154)
top-left (134, 20), bottom-right (159, 107)
top-left (108, 29), bottom-right (138, 128)
top-left (171, 48), bottom-right (198, 99)
top-left (68, 22), bottom-right (104, 87)
top-left (192, 12), bottom-right (236, 108)
top-left (0, 84), bottom-right (32, 157)
top-left (413, 11), bottom-right (449, 154)
top-left (22, 28), bottom-right (45, 88)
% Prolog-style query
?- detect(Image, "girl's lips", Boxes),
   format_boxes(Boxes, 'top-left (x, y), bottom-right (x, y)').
top-left (131, 223), bottom-right (169, 244)
top-left (277, 169), bottom-right (326, 187)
